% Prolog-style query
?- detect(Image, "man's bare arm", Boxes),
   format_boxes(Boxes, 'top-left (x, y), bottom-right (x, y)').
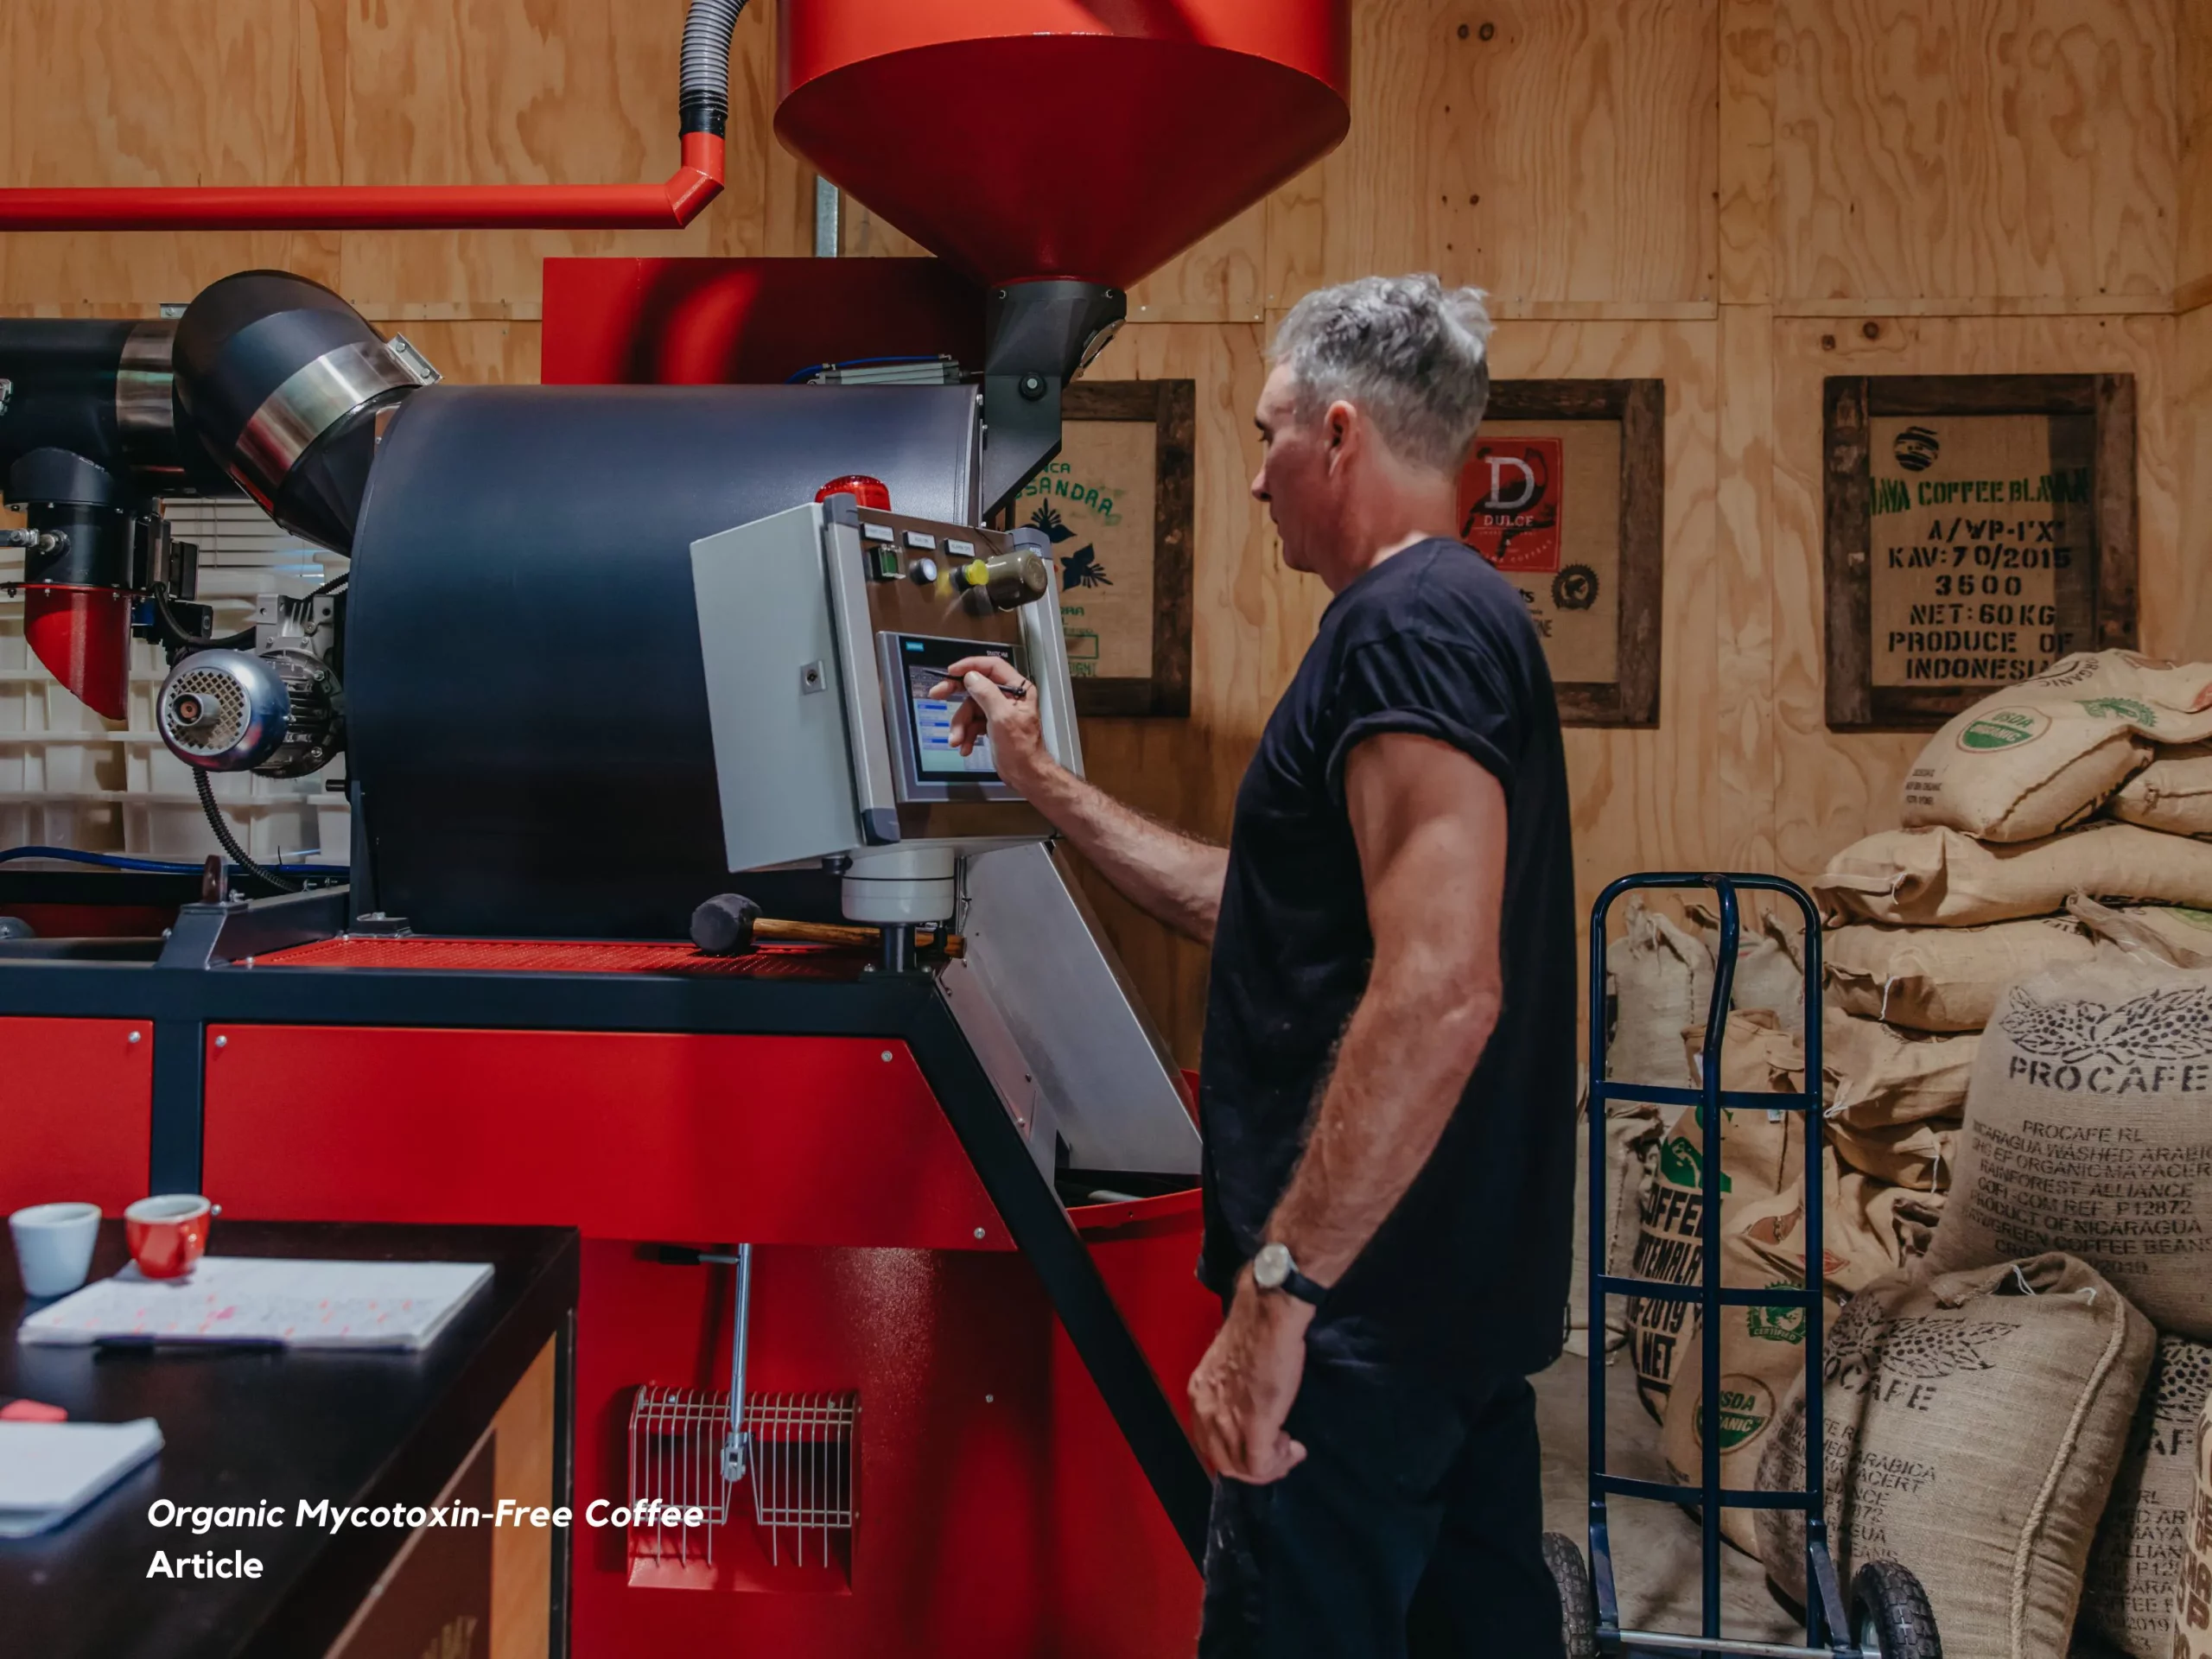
top-left (931, 656), bottom-right (1228, 943)
top-left (1261, 731), bottom-right (1508, 1282)
top-left (1185, 730), bottom-right (1507, 1482)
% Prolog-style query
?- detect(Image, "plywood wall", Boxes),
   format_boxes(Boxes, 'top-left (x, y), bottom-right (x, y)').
top-left (1082, 0), bottom-right (2202, 1058)
top-left (1, 0), bottom-right (2202, 1062)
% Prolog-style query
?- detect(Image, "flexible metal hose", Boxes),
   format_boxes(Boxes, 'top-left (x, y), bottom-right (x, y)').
top-left (680, 0), bottom-right (751, 137)
top-left (194, 768), bottom-right (301, 895)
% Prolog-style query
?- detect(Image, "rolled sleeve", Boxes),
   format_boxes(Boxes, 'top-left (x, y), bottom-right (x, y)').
top-left (1320, 634), bottom-right (1522, 808)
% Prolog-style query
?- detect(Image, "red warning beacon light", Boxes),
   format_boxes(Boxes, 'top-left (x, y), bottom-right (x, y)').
top-left (816, 474), bottom-right (893, 510)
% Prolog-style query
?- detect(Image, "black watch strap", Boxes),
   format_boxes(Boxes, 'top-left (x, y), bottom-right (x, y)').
top-left (1276, 1262), bottom-right (1328, 1306)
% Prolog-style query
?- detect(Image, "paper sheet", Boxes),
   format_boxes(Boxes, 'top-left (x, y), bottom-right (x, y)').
top-left (19, 1257), bottom-right (493, 1351)
top-left (0, 1419), bottom-right (162, 1536)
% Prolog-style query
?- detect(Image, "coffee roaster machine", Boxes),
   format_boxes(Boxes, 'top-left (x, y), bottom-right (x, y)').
top-left (0, 2), bottom-right (1350, 1653)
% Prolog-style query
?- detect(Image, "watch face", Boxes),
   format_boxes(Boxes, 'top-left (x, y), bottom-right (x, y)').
top-left (1253, 1242), bottom-right (1291, 1290)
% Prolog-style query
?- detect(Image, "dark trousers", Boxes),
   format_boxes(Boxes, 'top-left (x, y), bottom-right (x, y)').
top-left (1198, 1357), bottom-right (1563, 1659)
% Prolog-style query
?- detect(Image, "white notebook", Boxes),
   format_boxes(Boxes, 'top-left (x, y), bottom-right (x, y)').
top-left (0, 1419), bottom-right (163, 1537)
top-left (18, 1257), bottom-right (493, 1351)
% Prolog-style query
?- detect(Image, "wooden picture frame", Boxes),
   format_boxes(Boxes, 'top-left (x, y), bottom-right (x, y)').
top-left (1025, 379), bottom-right (1195, 718)
top-left (1822, 373), bottom-right (2139, 731)
top-left (1478, 378), bottom-right (1665, 727)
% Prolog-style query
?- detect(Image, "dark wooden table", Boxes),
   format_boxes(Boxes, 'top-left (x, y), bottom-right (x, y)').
top-left (0, 1221), bottom-right (577, 1659)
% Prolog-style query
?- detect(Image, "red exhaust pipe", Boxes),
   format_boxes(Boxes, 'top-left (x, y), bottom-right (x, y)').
top-left (0, 0), bottom-right (744, 233)
top-left (0, 133), bottom-right (725, 232)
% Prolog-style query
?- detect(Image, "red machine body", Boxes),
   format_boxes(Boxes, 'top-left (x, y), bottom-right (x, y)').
top-left (0, 1017), bottom-right (151, 1219)
top-left (0, 959), bottom-right (1216, 1657)
top-left (540, 257), bottom-right (984, 387)
top-left (775, 0), bottom-right (1350, 287)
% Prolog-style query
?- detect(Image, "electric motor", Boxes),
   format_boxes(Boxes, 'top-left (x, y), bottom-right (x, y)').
top-left (159, 647), bottom-right (342, 778)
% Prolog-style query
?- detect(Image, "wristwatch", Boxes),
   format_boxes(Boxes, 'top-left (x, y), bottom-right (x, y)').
top-left (1251, 1242), bottom-right (1329, 1306)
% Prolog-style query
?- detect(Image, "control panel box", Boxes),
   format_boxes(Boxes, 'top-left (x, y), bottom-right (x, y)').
top-left (690, 500), bottom-right (1079, 874)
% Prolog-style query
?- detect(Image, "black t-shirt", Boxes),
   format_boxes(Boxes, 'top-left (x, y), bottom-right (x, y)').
top-left (1198, 537), bottom-right (1579, 1379)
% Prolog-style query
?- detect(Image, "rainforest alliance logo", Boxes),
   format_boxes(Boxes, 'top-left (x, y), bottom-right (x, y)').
top-left (1955, 707), bottom-right (2049, 751)
top-left (1745, 1281), bottom-right (1809, 1345)
top-left (2078, 696), bottom-right (2157, 728)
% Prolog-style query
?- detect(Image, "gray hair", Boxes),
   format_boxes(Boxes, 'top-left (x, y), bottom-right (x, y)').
top-left (1267, 275), bottom-right (1494, 474)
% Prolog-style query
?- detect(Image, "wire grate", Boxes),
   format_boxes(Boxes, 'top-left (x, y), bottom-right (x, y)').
top-left (747, 1392), bottom-right (859, 1567)
top-left (627, 1385), bottom-right (858, 1571)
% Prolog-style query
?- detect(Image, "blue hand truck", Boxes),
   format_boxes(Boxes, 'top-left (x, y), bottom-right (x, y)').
top-left (1542, 873), bottom-right (1941, 1659)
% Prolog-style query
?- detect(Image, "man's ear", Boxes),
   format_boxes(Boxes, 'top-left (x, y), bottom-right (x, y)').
top-left (1325, 398), bottom-right (1359, 472)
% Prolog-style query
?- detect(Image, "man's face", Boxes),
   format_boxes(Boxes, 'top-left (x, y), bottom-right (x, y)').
top-left (1249, 364), bottom-right (1343, 576)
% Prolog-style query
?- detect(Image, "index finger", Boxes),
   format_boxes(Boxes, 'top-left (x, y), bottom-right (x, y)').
top-left (940, 655), bottom-right (1021, 689)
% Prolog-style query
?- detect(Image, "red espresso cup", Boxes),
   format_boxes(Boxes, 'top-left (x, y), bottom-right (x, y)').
top-left (124, 1194), bottom-right (213, 1280)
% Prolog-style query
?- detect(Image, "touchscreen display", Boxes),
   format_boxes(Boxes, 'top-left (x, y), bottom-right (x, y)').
top-left (896, 635), bottom-right (1015, 781)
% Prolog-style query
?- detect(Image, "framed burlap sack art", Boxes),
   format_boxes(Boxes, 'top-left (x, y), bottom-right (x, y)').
top-left (1460, 378), bottom-right (1664, 727)
top-left (1009, 379), bottom-right (1193, 717)
top-left (1823, 373), bottom-right (2139, 731)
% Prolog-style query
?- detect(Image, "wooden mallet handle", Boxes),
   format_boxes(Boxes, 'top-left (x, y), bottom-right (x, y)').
top-left (750, 918), bottom-right (965, 958)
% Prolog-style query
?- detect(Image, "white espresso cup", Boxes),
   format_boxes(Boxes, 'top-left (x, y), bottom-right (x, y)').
top-left (10, 1201), bottom-right (102, 1299)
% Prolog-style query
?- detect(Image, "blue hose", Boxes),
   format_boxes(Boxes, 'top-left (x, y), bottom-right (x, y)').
top-left (0, 845), bottom-right (348, 877)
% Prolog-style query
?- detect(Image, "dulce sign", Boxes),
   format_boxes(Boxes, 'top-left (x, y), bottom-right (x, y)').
top-left (1456, 381), bottom-right (1663, 727)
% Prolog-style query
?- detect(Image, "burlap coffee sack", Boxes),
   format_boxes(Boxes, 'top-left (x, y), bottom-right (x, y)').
top-left (1743, 1150), bottom-right (1924, 1296)
top-left (1628, 1032), bottom-right (1803, 1420)
top-left (1824, 1008), bottom-right (1979, 1128)
top-left (1689, 904), bottom-right (1809, 1037)
top-left (2111, 742), bottom-right (2212, 838)
top-left (1899, 652), bottom-right (2212, 842)
top-left (1826, 1116), bottom-right (1958, 1193)
top-left (1827, 916), bottom-right (2099, 1032)
top-left (1683, 1008), bottom-right (1805, 1094)
top-left (1925, 957), bottom-right (2212, 1341)
top-left (1661, 1154), bottom-right (1908, 1558)
top-left (1607, 897), bottom-right (1715, 1088)
top-left (2081, 1335), bottom-right (2212, 1656)
top-left (1662, 1262), bottom-right (1836, 1556)
top-left (1681, 1008), bottom-right (1974, 1135)
top-left (2179, 1379), bottom-right (2212, 1657)
top-left (1876, 1185), bottom-right (1948, 1262)
top-left (2069, 893), bottom-right (2212, 970)
top-left (1815, 822), bottom-right (2212, 928)
top-left (1567, 1096), bottom-right (1665, 1358)
top-left (1758, 1255), bottom-right (2156, 1659)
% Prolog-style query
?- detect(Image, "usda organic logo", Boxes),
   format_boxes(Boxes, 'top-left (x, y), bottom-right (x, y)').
top-left (1687, 1376), bottom-right (1778, 1451)
top-left (1957, 708), bottom-right (2049, 751)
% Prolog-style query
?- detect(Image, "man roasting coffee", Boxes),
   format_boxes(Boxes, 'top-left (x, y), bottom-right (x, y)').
top-left (929, 274), bottom-right (1577, 1659)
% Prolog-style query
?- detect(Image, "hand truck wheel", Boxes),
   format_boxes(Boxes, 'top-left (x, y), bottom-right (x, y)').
top-left (1541, 1531), bottom-right (1599, 1659)
top-left (1849, 1560), bottom-right (1941, 1658)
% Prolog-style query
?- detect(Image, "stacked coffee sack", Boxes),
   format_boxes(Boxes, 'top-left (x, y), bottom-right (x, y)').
top-left (1599, 888), bottom-right (1950, 1557)
top-left (1751, 651), bottom-right (2212, 1658)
